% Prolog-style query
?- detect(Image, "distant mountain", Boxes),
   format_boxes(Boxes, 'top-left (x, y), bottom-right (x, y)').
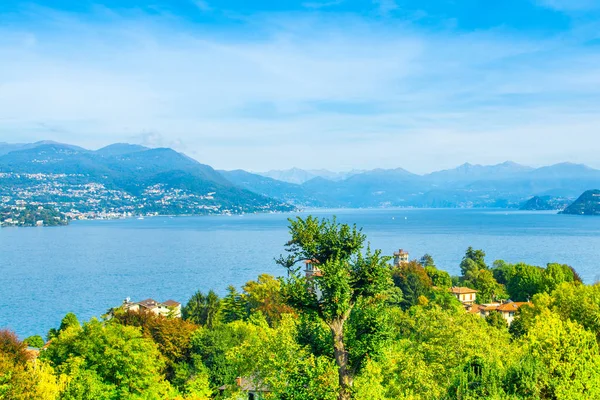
top-left (0, 142), bottom-right (294, 216)
top-left (258, 168), bottom-right (318, 184)
top-left (230, 163), bottom-right (600, 209)
top-left (520, 196), bottom-right (555, 211)
top-left (529, 162), bottom-right (599, 179)
top-left (561, 190), bottom-right (600, 216)
top-left (219, 169), bottom-right (321, 206)
top-left (0, 140), bottom-right (86, 156)
top-left (426, 161), bottom-right (534, 182)
top-left (95, 143), bottom-right (149, 156)
top-left (258, 168), bottom-right (363, 184)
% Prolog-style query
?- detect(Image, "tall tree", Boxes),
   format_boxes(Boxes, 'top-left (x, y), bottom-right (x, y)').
top-left (182, 290), bottom-right (221, 328)
top-left (242, 274), bottom-right (294, 325)
top-left (221, 285), bottom-right (247, 323)
top-left (277, 216), bottom-right (393, 400)
top-left (461, 247), bottom-right (488, 276)
top-left (392, 261), bottom-right (432, 309)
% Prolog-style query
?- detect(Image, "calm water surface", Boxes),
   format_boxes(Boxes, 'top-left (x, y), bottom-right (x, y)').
top-left (1, 208), bottom-right (598, 338)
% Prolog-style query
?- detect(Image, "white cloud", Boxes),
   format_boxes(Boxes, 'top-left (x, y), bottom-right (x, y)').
top-left (0, 7), bottom-right (599, 172)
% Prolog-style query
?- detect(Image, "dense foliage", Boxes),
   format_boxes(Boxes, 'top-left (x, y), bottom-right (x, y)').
top-left (1, 216), bottom-right (598, 400)
top-left (0, 205), bottom-right (68, 227)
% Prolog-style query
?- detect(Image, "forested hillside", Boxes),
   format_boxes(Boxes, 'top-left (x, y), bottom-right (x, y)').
top-left (0, 142), bottom-right (294, 217)
top-left (561, 189), bottom-right (600, 215)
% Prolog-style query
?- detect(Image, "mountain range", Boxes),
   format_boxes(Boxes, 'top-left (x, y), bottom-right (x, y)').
top-left (257, 168), bottom-right (366, 184)
top-left (223, 162), bottom-right (600, 209)
top-left (1, 140), bottom-right (600, 213)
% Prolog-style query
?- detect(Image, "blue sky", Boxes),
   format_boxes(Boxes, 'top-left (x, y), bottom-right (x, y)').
top-left (1, 0), bottom-right (600, 173)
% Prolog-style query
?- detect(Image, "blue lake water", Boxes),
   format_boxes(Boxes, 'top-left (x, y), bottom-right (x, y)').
top-left (1, 208), bottom-right (599, 338)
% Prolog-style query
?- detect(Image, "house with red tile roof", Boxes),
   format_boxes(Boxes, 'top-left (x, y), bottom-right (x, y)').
top-left (474, 301), bottom-right (531, 325)
top-left (449, 287), bottom-right (478, 305)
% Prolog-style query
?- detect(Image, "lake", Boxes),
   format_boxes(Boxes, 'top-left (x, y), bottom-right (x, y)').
top-left (1, 208), bottom-right (599, 338)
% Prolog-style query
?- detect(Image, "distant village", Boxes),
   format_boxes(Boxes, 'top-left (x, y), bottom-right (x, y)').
top-left (0, 172), bottom-right (227, 226)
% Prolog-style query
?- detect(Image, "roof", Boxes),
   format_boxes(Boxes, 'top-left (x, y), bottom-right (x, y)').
top-left (467, 304), bottom-right (483, 314)
top-left (394, 249), bottom-right (409, 255)
top-left (163, 300), bottom-right (180, 307)
top-left (138, 299), bottom-right (159, 308)
top-left (497, 302), bottom-right (530, 312)
top-left (449, 287), bottom-right (478, 294)
top-left (480, 303), bottom-right (501, 311)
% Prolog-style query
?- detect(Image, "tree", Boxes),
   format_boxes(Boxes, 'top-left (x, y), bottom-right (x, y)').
top-left (392, 261), bottom-right (432, 309)
top-left (506, 311), bottom-right (600, 398)
top-left (505, 263), bottom-right (544, 301)
top-left (228, 314), bottom-right (338, 400)
top-left (190, 320), bottom-right (259, 389)
top-left (48, 312), bottom-right (81, 340)
top-left (420, 254), bottom-right (435, 268)
top-left (277, 216), bottom-right (393, 400)
top-left (24, 335), bottom-right (45, 349)
top-left (380, 306), bottom-right (513, 399)
top-left (242, 274), bottom-right (294, 325)
top-left (468, 268), bottom-right (507, 304)
top-left (543, 263), bottom-right (577, 292)
top-left (109, 309), bottom-right (198, 385)
top-left (461, 247), bottom-right (487, 276)
top-left (0, 329), bottom-right (30, 365)
top-left (425, 265), bottom-right (452, 288)
top-left (485, 311), bottom-right (508, 330)
top-left (459, 248), bottom-right (508, 303)
top-left (42, 318), bottom-right (171, 399)
top-left (182, 290), bottom-right (221, 328)
top-left (535, 282), bottom-right (600, 340)
top-left (0, 330), bottom-right (61, 399)
top-left (221, 285), bottom-right (247, 323)
top-left (491, 259), bottom-right (514, 285)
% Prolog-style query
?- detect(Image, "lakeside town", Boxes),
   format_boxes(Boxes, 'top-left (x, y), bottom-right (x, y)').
top-left (0, 172), bottom-right (229, 226)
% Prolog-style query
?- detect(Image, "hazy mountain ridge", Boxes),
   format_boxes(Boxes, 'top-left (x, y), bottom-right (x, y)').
top-left (225, 162), bottom-right (600, 208)
top-left (257, 167), bottom-right (364, 184)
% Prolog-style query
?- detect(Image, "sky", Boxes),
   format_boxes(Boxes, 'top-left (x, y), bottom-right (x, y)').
top-left (1, 1), bottom-right (600, 173)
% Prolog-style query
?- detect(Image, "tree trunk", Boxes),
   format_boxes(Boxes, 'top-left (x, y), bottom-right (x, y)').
top-left (330, 317), bottom-right (353, 400)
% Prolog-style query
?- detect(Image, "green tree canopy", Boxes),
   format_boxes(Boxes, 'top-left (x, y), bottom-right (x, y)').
top-left (425, 265), bottom-right (452, 288)
top-left (392, 261), bottom-right (432, 309)
top-left (182, 290), bottom-right (221, 328)
top-left (23, 335), bottom-right (45, 349)
top-left (42, 318), bottom-right (171, 399)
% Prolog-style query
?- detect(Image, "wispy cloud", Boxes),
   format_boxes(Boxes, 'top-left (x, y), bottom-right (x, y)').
top-left (0, 4), bottom-right (599, 172)
top-left (534, 0), bottom-right (600, 11)
top-left (302, 0), bottom-right (344, 9)
top-left (192, 0), bottom-right (212, 12)
top-left (374, 0), bottom-right (399, 15)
